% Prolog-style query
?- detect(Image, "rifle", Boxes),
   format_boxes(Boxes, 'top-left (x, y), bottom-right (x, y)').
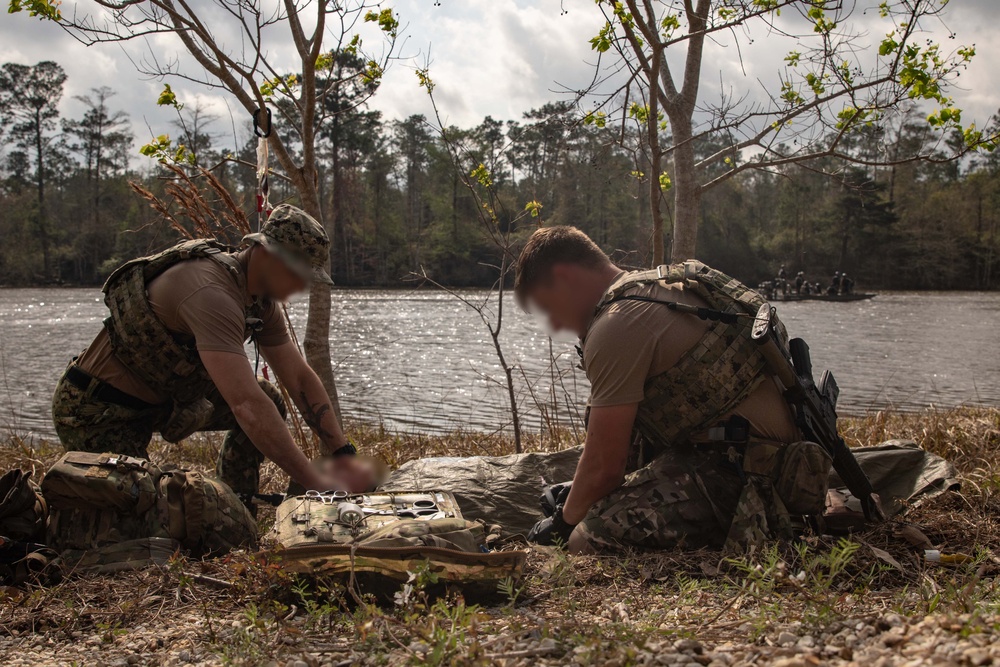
top-left (751, 303), bottom-right (884, 523)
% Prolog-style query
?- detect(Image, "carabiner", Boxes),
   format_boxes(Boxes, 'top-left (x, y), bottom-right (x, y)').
top-left (253, 107), bottom-right (272, 138)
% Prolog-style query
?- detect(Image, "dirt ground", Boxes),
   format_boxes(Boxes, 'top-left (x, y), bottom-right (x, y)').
top-left (1, 407), bottom-right (999, 667)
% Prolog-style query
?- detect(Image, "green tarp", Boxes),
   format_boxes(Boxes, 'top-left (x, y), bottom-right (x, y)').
top-left (383, 440), bottom-right (959, 537)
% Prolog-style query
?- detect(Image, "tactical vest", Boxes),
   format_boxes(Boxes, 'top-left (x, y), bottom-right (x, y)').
top-left (102, 239), bottom-right (267, 407)
top-left (588, 260), bottom-right (791, 462)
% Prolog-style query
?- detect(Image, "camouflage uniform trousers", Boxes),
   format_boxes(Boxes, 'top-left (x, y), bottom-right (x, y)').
top-left (575, 445), bottom-right (793, 553)
top-left (51, 366), bottom-right (286, 498)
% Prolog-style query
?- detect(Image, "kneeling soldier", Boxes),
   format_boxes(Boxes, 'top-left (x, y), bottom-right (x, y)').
top-left (516, 227), bottom-right (833, 553)
top-left (52, 205), bottom-right (363, 498)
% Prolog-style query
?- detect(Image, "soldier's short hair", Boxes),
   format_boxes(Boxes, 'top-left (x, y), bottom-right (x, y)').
top-left (514, 226), bottom-right (610, 303)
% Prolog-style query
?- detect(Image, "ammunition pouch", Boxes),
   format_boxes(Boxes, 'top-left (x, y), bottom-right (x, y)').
top-left (156, 470), bottom-right (257, 557)
top-left (739, 439), bottom-right (832, 517)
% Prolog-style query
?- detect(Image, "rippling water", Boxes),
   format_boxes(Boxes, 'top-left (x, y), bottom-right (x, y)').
top-left (0, 288), bottom-right (997, 439)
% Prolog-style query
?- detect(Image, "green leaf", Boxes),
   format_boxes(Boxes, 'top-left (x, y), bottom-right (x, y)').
top-left (315, 52), bottom-right (334, 72)
top-left (470, 164), bottom-right (493, 188)
top-left (361, 60), bottom-right (384, 85)
top-left (7, 0), bottom-right (61, 21)
top-left (415, 68), bottom-right (434, 93)
top-left (660, 14), bottom-right (680, 37)
top-left (156, 84), bottom-right (182, 109)
top-left (628, 103), bottom-right (649, 123)
top-left (364, 8), bottom-right (399, 38)
top-left (583, 110), bottom-right (607, 128)
top-left (590, 22), bottom-right (614, 53)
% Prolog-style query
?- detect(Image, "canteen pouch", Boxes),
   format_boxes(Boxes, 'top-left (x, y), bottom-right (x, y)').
top-left (774, 441), bottom-right (832, 516)
top-left (41, 451), bottom-right (159, 514)
top-left (158, 471), bottom-right (257, 557)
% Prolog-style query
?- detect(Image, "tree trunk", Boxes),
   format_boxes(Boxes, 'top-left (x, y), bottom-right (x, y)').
top-left (647, 44), bottom-right (665, 266)
top-left (33, 109), bottom-right (51, 281)
top-left (670, 116), bottom-right (700, 261)
top-left (298, 183), bottom-right (343, 452)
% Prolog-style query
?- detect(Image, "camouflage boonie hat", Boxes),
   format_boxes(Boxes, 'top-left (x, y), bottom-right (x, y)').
top-left (243, 204), bottom-right (333, 285)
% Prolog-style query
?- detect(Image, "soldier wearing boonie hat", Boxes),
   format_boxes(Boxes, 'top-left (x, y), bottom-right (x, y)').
top-left (243, 204), bottom-right (334, 286)
top-left (51, 204), bottom-right (362, 506)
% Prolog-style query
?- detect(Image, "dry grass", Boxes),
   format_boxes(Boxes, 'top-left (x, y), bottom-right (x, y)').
top-left (2, 408), bottom-right (1000, 666)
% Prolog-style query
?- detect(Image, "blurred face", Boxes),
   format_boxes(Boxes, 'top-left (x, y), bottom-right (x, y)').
top-left (526, 264), bottom-right (596, 338)
top-left (317, 456), bottom-right (384, 493)
top-left (260, 249), bottom-right (308, 301)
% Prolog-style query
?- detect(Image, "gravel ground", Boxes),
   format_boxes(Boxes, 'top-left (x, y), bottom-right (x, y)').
top-left (3, 603), bottom-right (1000, 666)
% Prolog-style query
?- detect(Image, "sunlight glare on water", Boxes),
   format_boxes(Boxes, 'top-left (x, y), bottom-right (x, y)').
top-left (0, 288), bottom-right (997, 439)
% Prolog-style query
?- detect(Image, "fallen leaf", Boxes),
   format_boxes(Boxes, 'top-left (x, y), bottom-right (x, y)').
top-left (868, 544), bottom-right (903, 571)
top-left (895, 524), bottom-right (933, 550)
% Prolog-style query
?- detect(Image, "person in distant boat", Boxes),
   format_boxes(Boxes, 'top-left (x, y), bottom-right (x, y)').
top-left (829, 271), bottom-right (842, 296)
top-left (50, 205), bottom-right (369, 502)
top-left (795, 271), bottom-right (805, 294)
top-left (515, 226), bottom-right (831, 554)
top-left (841, 274), bottom-right (855, 295)
top-left (778, 265), bottom-right (787, 280)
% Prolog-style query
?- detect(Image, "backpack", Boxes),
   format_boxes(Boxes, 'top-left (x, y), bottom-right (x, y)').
top-left (0, 469), bottom-right (48, 542)
top-left (41, 452), bottom-right (256, 563)
top-left (266, 491), bottom-right (527, 600)
top-left (0, 470), bottom-right (57, 585)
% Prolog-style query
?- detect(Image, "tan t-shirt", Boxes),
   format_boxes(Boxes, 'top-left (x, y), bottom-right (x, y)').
top-left (582, 272), bottom-right (799, 443)
top-left (77, 249), bottom-right (289, 404)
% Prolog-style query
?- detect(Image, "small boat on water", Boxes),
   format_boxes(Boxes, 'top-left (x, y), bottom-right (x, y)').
top-left (774, 292), bottom-right (876, 303)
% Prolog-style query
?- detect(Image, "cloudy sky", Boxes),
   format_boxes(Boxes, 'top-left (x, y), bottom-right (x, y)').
top-left (0, 0), bottom-right (997, 155)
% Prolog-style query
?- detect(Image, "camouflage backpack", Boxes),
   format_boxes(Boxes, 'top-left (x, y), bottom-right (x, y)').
top-left (266, 491), bottom-right (527, 600)
top-left (41, 451), bottom-right (257, 567)
top-left (0, 469), bottom-right (58, 585)
top-left (0, 469), bottom-right (47, 542)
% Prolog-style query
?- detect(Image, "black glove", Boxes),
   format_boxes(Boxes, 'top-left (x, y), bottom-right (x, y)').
top-left (527, 505), bottom-right (576, 546)
top-left (539, 481), bottom-right (572, 518)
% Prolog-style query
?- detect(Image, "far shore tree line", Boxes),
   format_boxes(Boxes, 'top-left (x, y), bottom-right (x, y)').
top-left (1, 59), bottom-right (999, 292)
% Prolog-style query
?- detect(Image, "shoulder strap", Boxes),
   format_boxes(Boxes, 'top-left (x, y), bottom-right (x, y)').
top-left (102, 239), bottom-right (240, 294)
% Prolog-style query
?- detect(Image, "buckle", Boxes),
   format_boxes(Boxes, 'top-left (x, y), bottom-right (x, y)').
top-left (656, 265), bottom-right (668, 279)
top-left (105, 455), bottom-right (148, 470)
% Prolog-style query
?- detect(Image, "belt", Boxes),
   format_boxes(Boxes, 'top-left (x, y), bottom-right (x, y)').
top-left (65, 365), bottom-right (158, 411)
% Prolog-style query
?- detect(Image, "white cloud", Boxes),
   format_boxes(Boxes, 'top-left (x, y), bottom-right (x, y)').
top-left (0, 0), bottom-right (995, 147)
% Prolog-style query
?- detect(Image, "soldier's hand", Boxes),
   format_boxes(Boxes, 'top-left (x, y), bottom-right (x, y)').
top-left (527, 506), bottom-right (576, 547)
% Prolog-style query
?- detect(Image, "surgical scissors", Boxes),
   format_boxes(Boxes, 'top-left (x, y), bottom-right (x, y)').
top-left (304, 489), bottom-right (349, 504)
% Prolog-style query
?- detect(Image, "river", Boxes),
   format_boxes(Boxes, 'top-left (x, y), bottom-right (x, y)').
top-left (0, 288), bottom-right (997, 440)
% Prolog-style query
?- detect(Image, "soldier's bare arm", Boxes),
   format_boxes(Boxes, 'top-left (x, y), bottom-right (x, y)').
top-left (200, 349), bottom-right (331, 491)
top-left (561, 402), bottom-right (638, 526)
top-left (260, 341), bottom-right (350, 453)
